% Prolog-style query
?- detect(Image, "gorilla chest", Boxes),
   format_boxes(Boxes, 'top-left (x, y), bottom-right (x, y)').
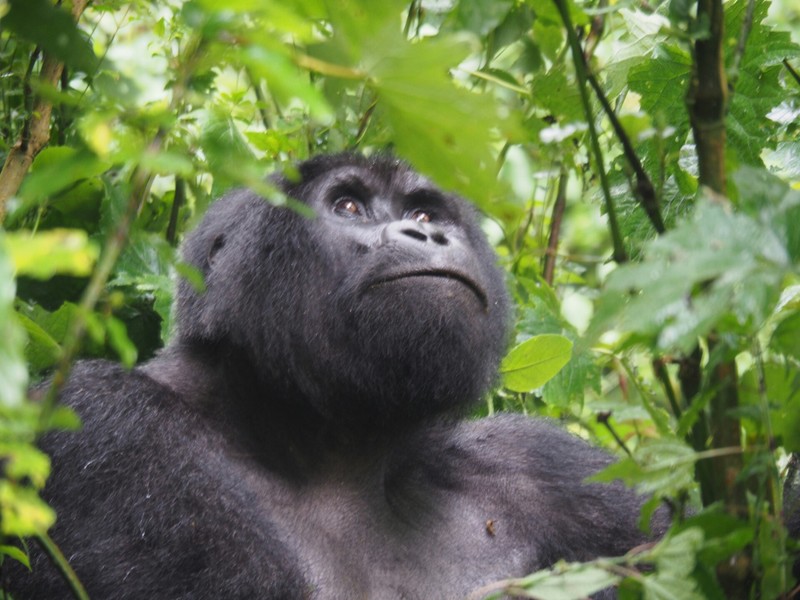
top-left (266, 468), bottom-right (537, 599)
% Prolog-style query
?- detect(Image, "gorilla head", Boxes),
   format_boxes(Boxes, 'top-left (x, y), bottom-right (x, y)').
top-left (175, 153), bottom-right (510, 431)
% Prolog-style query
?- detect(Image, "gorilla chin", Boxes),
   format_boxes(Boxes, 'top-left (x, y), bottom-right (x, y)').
top-left (6, 152), bottom-right (665, 600)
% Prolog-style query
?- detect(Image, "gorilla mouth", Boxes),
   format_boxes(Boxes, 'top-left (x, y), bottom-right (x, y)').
top-left (368, 270), bottom-right (488, 309)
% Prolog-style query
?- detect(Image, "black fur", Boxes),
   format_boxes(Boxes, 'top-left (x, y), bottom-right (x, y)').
top-left (5, 154), bottom-right (660, 599)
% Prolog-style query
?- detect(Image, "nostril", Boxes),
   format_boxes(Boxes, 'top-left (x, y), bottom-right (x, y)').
top-left (401, 228), bottom-right (428, 242)
top-left (431, 232), bottom-right (448, 246)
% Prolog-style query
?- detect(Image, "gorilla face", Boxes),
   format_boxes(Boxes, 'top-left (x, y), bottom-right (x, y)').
top-left (177, 154), bottom-right (510, 430)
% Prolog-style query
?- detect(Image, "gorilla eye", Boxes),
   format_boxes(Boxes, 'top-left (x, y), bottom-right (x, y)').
top-left (333, 197), bottom-right (363, 218)
top-left (409, 209), bottom-right (432, 223)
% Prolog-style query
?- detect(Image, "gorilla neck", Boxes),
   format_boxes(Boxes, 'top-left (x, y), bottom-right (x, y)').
top-left (142, 342), bottom-right (435, 477)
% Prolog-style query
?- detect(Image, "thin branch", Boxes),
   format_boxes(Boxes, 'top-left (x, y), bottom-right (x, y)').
top-left (404, 0), bottom-right (419, 38)
top-left (552, 0), bottom-right (627, 263)
top-left (542, 170), bottom-right (567, 285)
top-left (729, 0), bottom-right (757, 88)
top-left (583, 0), bottom-right (607, 61)
top-left (245, 67), bottom-right (271, 130)
top-left (784, 59), bottom-right (800, 88)
top-left (652, 357), bottom-right (682, 418)
top-left (354, 99), bottom-right (377, 146)
top-left (585, 72), bottom-right (665, 233)
top-left (465, 69), bottom-right (531, 96)
top-left (35, 533), bottom-right (89, 600)
top-left (166, 177), bottom-right (186, 245)
top-left (597, 411), bottom-right (633, 458)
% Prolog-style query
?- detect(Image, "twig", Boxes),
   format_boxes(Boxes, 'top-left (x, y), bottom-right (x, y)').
top-left (542, 170), bottom-right (567, 285)
top-left (552, 0), bottom-right (627, 263)
top-left (585, 71), bottom-right (665, 233)
top-left (35, 533), bottom-right (88, 600)
top-left (245, 67), bottom-right (271, 130)
top-left (166, 177), bottom-right (186, 245)
top-left (652, 357), bottom-right (682, 418)
top-left (597, 411), bottom-right (633, 458)
top-left (784, 59), bottom-right (800, 88)
top-left (404, 0), bottom-right (419, 38)
top-left (729, 0), bottom-right (756, 88)
top-left (354, 99), bottom-right (377, 146)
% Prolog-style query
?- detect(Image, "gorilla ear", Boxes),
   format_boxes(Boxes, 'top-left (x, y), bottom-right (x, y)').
top-left (208, 234), bottom-right (226, 268)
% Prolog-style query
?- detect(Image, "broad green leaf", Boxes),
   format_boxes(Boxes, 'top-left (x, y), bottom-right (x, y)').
top-left (635, 529), bottom-right (705, 600)
top-left (515, 289), bottom-right (600, 408)
top-left (0, 481), bottom-right (56, 537)
top-left (237, 44), bottom-right (332, 121)
top-left (369, 34), bottom-right (513, 206)
top-left (15, 312), bottom-right (62, 372)
top-left (724, 0), bottom-right (800, 165)
top-left (5, 230), bottom-right (99, 280)
top-left (454, 0), bottom-right (514, 36)
top-left (590, 196), bottom-right (790, 353)
top-left (106, 316), bottom-right (137, 367)
top-left (0, 544), bottom-right (30, 569)
top-left (1, 0), bottom-right (97, 72)
top-left (19, 147), bottom-right (109, 205)
top-left (771, 311), bottom-right (800, 361)
top-left (591, 438), bottom-right (696, 495)
top-left (501, 334), bottom-right (573, 392)
top-left (200, 115), bottom-right (265, 195)
top-left (0, 442), bottom-right (51, 489)
top-left (740, 361), bottom-right (800, 451)
top-left (510, 562), bottom-right (619, 600)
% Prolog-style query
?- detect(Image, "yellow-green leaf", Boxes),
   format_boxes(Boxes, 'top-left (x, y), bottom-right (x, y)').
top-left (5, 229), bottom-right (99, 279)
top-left (500, 333), bottom-right (573, 392)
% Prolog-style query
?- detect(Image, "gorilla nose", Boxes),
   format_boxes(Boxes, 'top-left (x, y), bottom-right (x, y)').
top-left (381, 220), bottom-right (450, 247)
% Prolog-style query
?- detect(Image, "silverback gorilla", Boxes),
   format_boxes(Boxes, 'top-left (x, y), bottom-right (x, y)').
top-left (7, 154), bottom-right (661, 599)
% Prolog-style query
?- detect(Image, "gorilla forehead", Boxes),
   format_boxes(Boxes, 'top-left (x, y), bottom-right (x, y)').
top-left (285, 153), bottom-right (444, 207)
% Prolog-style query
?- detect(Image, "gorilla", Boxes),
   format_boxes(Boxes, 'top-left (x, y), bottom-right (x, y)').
top-left (5, 153), bottom-right (661, 599)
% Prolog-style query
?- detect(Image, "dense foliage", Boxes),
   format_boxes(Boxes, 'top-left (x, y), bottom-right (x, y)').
top-left (0, 0), bottom-right (799, 597)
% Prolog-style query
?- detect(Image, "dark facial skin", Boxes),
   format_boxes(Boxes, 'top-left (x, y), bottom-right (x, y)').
top-left (5, 154), bottom-right (662, 600)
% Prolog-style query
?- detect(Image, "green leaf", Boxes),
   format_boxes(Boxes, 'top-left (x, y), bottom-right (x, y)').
top-left (20, 146), bottom-right (108, 201)
top-left (771, 311), bottom-right (800, 361)
top-left (106, 316), bottom-right (138, 367)
top-left (0, 442), bottom-right (51, 489)
top-left (590, 196), bottom-right (790, 353)
top-left (637, 529), bottom-right (705, 600)
top-left (0, 481), bottom-right (56, 537)
top-left (591, 438), bottom-right (696, 496)
top-left (0, 544), bottom-right (30, 569)
top-left (453, 0), bottom-right (514, 36)
top-left (369, 34), bottom-right (514, 207)
top-left (500, 334), bottom-right (573, 392)
top-left (512, 562), bottom-right (620, 600)
top-left (1, 0), bottom-right (97, 72)
top-left (740, 360), bottom-right (800, 451)
top-left (238, 45), bottom-right (332, 122)
top-left (6, 229), bottom-right (99, 280)
top-left (16, 312), bottom-right (62, 373)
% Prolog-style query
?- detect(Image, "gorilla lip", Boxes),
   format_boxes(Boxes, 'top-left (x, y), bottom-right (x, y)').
top-left (367, 270), bottom-right (488, 309)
